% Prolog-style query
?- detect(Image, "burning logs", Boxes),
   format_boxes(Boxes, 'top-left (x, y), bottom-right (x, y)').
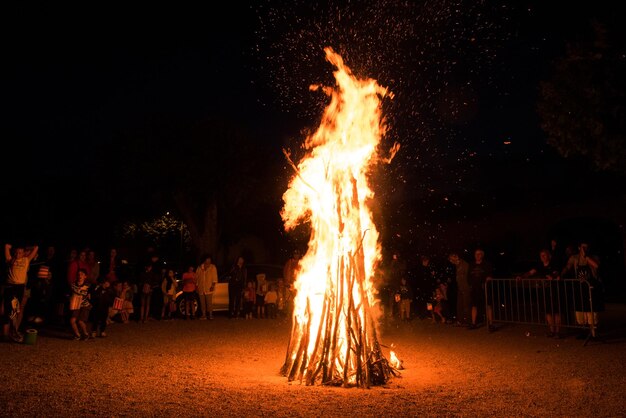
top-left (280, 246), bottom-right (399, 387)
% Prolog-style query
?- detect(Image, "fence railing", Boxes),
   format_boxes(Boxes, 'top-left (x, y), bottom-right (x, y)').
top-left (485, 278), bottom-right (599, 341)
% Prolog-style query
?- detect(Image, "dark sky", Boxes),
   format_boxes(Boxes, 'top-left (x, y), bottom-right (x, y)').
top-left (2, 1), bottom-right (625, 269)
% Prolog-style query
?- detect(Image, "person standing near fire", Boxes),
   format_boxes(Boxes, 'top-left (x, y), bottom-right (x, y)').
top-left (196, 255), bottom-right (218, 320)
top-left (448, 252), bottom-right (470, 326)
top-left (386, 253), bottom-right (407, 319)
top-left (411, 255), bottom-right (437, 319)
top-left (228, 256), bottom-right (246, 319)
top-left (467, 248), bottom-right (494, 331)
top-left (432, 281), bottom-right (450, 323)
top-left (395, 277), bottom-right (413, 321)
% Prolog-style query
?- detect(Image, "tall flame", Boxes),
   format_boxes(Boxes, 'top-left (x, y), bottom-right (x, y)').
top-left (280, 47), bottom-right (397, 387)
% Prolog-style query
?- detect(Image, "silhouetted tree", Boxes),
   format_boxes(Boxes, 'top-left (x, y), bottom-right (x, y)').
top-left (105, 113), bottom-right (277, 263)
top-left (537, 21), bottom-right (626, 174)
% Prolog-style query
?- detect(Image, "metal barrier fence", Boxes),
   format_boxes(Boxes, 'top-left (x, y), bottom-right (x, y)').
top-left (485, 278), bottom-right (600, 342)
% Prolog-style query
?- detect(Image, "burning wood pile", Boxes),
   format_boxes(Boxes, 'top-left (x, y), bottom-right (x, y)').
top-left (280, 47), bottom-right (400, 387)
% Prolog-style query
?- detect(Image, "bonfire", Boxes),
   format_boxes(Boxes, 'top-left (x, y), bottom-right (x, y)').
top-left (280, 47), bottom-right (400, 387)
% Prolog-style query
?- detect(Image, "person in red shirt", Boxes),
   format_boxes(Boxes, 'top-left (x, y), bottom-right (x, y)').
top-left (243, 281), bottom-right (256, 320)
top-left (181, 266), bottom-right (197, 320)
top-left (67, 249), bottom-right (90, 286)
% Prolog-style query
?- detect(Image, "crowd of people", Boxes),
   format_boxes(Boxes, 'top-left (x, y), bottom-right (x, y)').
top-left (1, 239), bottom-right (606, 344)
top-left (381, 239), bottom-right (606, 339)
top-left (0, 244), bottom-right (294, 344)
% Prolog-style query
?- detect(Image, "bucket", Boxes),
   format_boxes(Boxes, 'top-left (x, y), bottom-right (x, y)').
top-left (24, 329), bottom-right (38, 345)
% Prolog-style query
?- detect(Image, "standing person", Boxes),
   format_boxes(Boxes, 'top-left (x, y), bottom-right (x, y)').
top-left (181, 266), bottom-right (197, 320)
top-left (467, 248), bottom-right (494, 331)
top-left (196, 255), bottom-right (218, 320)
top-left (121, 280), bottom-right (135, 323)
top-left (561, 242), bottom-right (600, 282)
top-left (90, 277), bottom-right (113, 337)
top-left (105, 248), bottom-right (121, 283)
top-left (160, 269), bottom-right (178, 320)
top-left (396, 277), bottom-right (414, 322)
top-left (412, 255), bottom-right (437, 319)
top-left (264, 283), bottom-right (278, 319)
top-left (4, 243), bottom-right (39, 339)
top-left (386, 253), bottom-right (407, 318)
top-left (67, 249), bottom-right (90, 287)
top-left (242, 281), bottom-right (256, 320)
top-left (432, 282), bottom-right (450, 324)
top-left (561, 241), bottom-right (604, 338)
top-left (147, 252), bottom-right (165, 289)
top-left (138, 263), bottom-right (159, 323)
top-left (256, 273), bottom-right (268, 319)
top-left (449, 252), bottom-right (471, 326)
top-left (228, 256), bottom-right (246, 319)
top-left (519, 249), bottom-right (562, 338)
top-left (69, 269), bottom-right (92, 340)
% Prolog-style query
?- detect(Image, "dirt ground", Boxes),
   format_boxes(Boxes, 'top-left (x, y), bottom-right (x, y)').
top-left (1, 305), bottom-right (625, 417)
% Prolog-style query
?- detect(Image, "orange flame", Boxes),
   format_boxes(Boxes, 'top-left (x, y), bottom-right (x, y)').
top-left (281, 47), bottom-right (395, 385)
top-left (389, 350), bottom-right (403, 370)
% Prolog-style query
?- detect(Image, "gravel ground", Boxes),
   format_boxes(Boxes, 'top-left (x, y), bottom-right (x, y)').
top-left (1, 305), bottom-right (625, 417)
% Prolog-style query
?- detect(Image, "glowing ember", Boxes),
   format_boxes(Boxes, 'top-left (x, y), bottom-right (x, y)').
top-left (280, 47), bottom-right (400, 387)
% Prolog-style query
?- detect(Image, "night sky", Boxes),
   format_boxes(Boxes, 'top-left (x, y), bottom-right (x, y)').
top-left (3, 2), bottom-right (625, 281)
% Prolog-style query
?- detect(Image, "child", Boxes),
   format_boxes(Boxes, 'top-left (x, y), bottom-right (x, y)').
top-left (264, 283), bottom-right (278, 319)
top-left (69, 268), bottom-right (92, 340)
top-left (182, 266), bottom-right (197, 320)
top-left (161, 269), bottom-right (178, 320)
top-left (243, 281), bottom-right (256, 320)
top-left (121, 281), bottom-right (134, 323)
top-left (432, 282), bottom-right (449, 324)
top-left (110, 280), bottom-right (133, 323)
top-left (255, 273), bottom-right (267, 319)
top-left (90, 277), bottom-right (113, 337)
